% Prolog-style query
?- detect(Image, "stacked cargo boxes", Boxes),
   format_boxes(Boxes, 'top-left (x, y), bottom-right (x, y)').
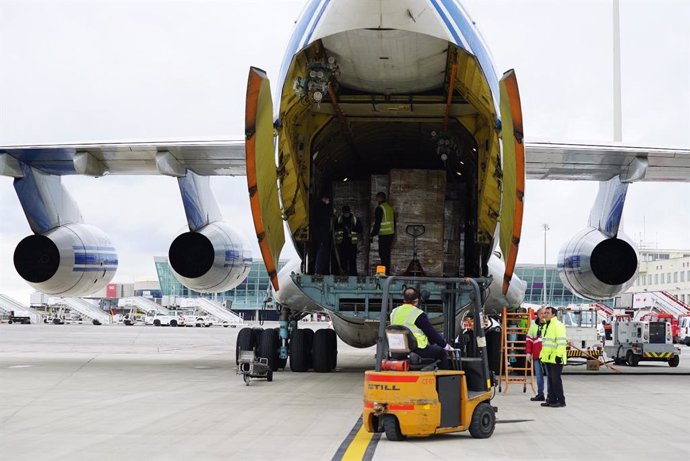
top-left (444, 181), bottom-right (465, 276)
top-left (387, 169), bottom-right (446, 276)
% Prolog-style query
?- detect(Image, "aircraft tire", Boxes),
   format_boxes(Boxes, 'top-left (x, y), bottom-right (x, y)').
top-left (258, 329), bottom-right (280, 371)
top-left (312, 329), bottom-right (332, 373)
top-left (289, 328), bottom-right (312, 372)
top-left (251, 327), bottom-right (264, 347)
top-left (236, 327), bottom-right (255, 364)
top-left (324, 328), bottom-right (337, 370)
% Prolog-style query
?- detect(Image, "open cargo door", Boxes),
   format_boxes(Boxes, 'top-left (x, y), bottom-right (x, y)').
top-left (246, 67), bottom-right (284, 291)
top-left (498, 69), bottom-right (525, 296)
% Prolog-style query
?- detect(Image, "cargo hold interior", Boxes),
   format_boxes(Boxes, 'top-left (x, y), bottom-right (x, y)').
top-left (277, 34), bottom-right (501, 280)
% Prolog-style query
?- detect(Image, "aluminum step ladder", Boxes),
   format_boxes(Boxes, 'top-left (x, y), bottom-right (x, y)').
top-left (498, 306), bottom-right (535, 394)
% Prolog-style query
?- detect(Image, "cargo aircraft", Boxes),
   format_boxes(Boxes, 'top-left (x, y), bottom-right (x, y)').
top-left (2, 0), bottom-right (688, 372)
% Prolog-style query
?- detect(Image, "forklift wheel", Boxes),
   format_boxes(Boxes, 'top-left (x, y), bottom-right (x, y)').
top-left (668, 355), bottom-right (680, 368)
top-left (469, 402), bottom-right (495, 439)
top-left (382, 415), bottom-right (406, 441)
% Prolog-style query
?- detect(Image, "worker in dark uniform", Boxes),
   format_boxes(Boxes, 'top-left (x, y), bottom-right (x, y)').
top-left (370, 192), bottom-right (395, 275)
top-left (335, 205), bottom-right (362, 276)
top-left (313, 194), bottom-right (333, 275)
top-left (390, 287), bottom-right (453, 369)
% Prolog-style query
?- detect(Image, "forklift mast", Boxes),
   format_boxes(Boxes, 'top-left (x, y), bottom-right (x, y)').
top-left (374, 276), bottom-right (491, 385)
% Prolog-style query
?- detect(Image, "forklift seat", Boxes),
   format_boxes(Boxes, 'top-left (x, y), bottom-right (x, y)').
top-left (385, 325), bottom-right (438, 371)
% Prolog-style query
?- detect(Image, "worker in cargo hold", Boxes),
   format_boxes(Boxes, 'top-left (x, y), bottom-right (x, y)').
top-left (313, 194), bottom-right (333, 275)
top-left (526, 308), bottom-right (546, 402)
top-left (539, 306), bottom-right (568, 408)
top-left (370, 192), bottom-right (395, 275)
top-left (335, 205), bottom-right (363, 276)
top-left (390, 287), bottom-right (453, 369)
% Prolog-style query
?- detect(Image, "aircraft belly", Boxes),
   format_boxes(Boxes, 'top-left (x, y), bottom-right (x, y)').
top-left (329, 314), bottom-right (378, 348)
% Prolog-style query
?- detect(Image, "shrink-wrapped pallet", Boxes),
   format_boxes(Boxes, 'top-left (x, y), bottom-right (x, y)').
top-left (387, 169), bottom-right (446, 276)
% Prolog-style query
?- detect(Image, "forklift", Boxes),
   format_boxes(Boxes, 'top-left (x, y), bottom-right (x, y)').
top-left (363, 276), bottom-right (497, 441)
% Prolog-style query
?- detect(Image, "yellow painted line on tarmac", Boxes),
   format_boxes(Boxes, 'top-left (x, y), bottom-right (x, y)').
top-left (332, 417), bottom-right (381, 461)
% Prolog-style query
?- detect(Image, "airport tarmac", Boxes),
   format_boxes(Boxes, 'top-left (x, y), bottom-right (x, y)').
top-left (0, 322), bottom-right (688, 461)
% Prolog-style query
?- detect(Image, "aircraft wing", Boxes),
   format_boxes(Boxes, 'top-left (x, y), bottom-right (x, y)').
top-left (524, 141), bottom-right (690, 182)
top-left (3, 139), bottom-right (689, 182)
top-left (0, 140), bottom-right (245, 177)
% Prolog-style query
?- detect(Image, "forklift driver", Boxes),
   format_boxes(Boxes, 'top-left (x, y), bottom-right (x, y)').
top-left (390, 287), bottom-right (453, 369)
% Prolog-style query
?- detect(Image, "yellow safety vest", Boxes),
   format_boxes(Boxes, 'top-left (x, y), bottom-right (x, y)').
top-left (539, 318), bottom-right (568, 365)
top-left (378, 202), bottom-right (395, 236)
top-left (390, 304), bottom-right (428, 349)
top-left (335, 215), bottom-right (359, 244)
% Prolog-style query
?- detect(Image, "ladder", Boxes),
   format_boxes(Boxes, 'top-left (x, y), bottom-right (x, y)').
top-left (498, 307), bottom-right (535, 394)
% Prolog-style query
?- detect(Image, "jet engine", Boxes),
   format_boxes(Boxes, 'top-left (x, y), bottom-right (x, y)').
top-left (557, 228), bottom-right (638, 300)
top-left (13, 223), bottom-right (118, 296)
top-left (168, 221), bottom-right (252, 293)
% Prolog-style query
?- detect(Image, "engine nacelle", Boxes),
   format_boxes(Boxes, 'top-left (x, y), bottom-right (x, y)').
top-left (168, 222), bottom-right (252, 293)
top-left (557, 228), bottom-right (639, 300)
top-left (13, 224), bottom-right (117, 296)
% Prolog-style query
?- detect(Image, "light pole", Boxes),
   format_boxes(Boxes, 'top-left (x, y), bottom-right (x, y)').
top-left (542, 224), bottom-right (550, 307)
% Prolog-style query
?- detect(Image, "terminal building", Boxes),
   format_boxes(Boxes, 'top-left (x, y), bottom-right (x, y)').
top-left (513, 264), bottom-right (612, 307)
top-left (154, 256), bottom-right (289, 320)
top-left (626, 249), bottom-right (690, 305)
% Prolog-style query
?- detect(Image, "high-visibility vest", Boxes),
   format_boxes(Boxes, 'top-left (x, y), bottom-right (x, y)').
top-left (539, 318), bottom-right (568, 365)
top-left (390, 304), bottom-right (428, 349)
top-left (526, 321), bottom-right (544, 359)
top-left (335, 215), bottom-right (359, 244)
top-left (378, 202), bottom-right (395, 235)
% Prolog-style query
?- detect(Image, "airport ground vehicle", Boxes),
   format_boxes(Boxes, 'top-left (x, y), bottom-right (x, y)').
top-left (558, 306), bottom-right (602, 359)
top-left (7, 312), bottom-right (31, 324)
top-left (678, 315), bottom-right (690, 345)
top-left (146, 312), bottom-right (184, 327)
top-left (237, 350), bottom-right (273, 386)
top-left (637, 312), bottom-right (680, 344)
top-left (363, 277), bottom-right (496, 441)
top-left (604, 318), bottom-right (681, 367)
top-left (183, 315), bottom-right (212, 327)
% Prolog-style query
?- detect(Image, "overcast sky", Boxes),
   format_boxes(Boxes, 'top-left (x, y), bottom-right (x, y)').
top-left (1, 0), bottom-right (689, 305)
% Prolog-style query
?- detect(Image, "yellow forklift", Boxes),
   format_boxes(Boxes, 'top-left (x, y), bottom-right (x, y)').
top-left (363, 276), bottom-right (497, 441)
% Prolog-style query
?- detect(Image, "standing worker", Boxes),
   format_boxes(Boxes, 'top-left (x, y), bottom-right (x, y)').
top-left (313, 194), bottom-right (333, 275)
top-left (335, 205), bottom-right (363, 276)
top-left (539, 306), bottom-right (568, 408)
top-left (526, 308), bottom-right (546, 402)
top-left (390, 287), bottom-right (453, 369)
top-left (370, 192), bottom-right (395, 275)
